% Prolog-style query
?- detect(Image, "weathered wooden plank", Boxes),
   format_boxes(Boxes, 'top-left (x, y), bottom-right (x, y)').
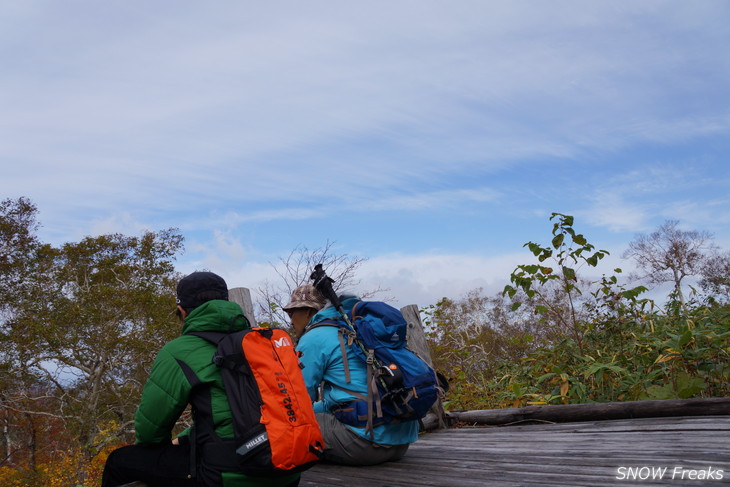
top-left (307, 463), bottom-right (630, 487)
top-left (300, 415), bottom-right (730, 486)
top-left (417, 415), bottom-right (730, 433)
top-left (400, 304), bottom-right (447, 429)
top-left (494, 415), bottom-right (730, 433)
top-left (400, 304), bottom-right (432, 367)
top-left (228, 286), bottom-right (258, 327)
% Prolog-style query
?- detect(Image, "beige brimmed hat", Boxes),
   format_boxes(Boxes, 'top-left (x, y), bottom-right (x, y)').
top-left (282, 284), bottom-right (326, 312)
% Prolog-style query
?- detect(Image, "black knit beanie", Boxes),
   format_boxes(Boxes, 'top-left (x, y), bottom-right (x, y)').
top-left (176, 271), bottom-right (228, 311)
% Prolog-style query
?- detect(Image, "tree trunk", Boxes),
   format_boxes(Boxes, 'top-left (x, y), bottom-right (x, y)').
top-left (3, 411), bottom-right (11, 465)
top-left (27, 414), bottom-right (36, 472)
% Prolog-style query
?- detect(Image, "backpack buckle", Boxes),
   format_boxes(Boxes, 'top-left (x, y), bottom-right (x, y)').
top-left (366, 350), bottom-right (375, 365)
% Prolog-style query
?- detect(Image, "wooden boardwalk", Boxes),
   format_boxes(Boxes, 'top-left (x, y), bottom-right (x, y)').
top-left (300, 416), bottom-right (730, 486)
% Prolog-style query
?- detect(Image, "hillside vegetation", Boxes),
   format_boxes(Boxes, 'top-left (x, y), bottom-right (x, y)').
top-left (425, 213), bottom-right (729, 410)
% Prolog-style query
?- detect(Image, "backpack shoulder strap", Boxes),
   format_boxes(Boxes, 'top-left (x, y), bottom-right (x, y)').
top-left (350, 300), bottom-right (364, 323)
top-left (188, 330), bottom-right (227, 344)
top-left (187, 330), bottom-right (252, 374)
top-left (303, 319), bottom-right (357, 384)
top-left (303, 318), bottom-right (340, 333)
top-left (186, 310), bottom-right (248, 343)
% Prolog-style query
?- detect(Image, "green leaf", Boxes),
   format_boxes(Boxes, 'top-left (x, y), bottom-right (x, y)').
top-left (552, 234), bottom-right (565, 249)
top-left (537, 250), bottom-right (552, 262)
top-left (677, 329), bottom-right (693, 348)
top-left (526, 242), bottom-right (543, 256)
top-left (523, 264), bottom-right (540, 274)
top-left (642, 384), bottom-right (675, 400)
top-left (536, 373), bottom-right (557, 383)
top-left (622, 286), bottom-right (648, 299)
top-left (563, 266), bottom-right (576, 281)
top-left (503, 285), bottom-right (517, 298)
top-left (676, 373), bottom-right (706, 399)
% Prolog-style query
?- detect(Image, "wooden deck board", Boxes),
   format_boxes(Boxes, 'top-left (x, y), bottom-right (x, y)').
top-left (300, 416), bottom-right (730, 486)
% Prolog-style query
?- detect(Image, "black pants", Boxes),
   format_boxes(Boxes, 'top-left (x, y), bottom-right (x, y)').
top-left (102, 443), bottom-right (201, 487)
top-left (102, 443), bottom-right (301, 487)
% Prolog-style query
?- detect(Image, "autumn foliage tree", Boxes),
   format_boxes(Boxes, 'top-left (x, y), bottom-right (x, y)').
top-left (1, 197), bottom-right (184, 485)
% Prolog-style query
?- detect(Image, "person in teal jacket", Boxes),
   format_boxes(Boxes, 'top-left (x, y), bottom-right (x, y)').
top-left (102, 271), bottom-right (299, 487)
top-left (284, 286), bottom-right (418, 466)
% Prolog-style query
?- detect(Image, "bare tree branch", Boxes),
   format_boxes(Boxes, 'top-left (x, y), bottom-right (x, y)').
top-left (256, 240), bottom-right (387, 327)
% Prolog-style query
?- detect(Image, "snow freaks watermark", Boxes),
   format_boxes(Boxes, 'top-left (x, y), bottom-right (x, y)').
top-left (616, 466), bottom-right (724, 482)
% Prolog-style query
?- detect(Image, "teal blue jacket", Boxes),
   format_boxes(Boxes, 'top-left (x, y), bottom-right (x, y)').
top-left (296, 297), bottom-right (419, 446)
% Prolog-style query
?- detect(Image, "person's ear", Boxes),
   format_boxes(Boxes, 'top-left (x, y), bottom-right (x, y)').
top-left (176, 305), bottom-right (188, 320)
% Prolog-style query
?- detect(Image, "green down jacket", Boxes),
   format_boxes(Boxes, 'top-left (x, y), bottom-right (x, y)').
top-left (134, 299), bottom-right (299, 487)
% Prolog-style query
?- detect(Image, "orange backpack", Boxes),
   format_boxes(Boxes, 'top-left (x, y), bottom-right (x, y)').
top-left (193, 327), bottom-right (324, 476)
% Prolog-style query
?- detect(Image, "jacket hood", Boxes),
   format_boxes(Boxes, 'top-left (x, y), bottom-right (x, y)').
top-left (181, 300), bottom-right (249, 335)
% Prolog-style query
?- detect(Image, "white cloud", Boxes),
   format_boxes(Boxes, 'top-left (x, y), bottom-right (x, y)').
top-left (577, 160), bottom-right (730, 235)
top-left (579, 192), bottom-right (650, 233)
top-left (357, 252), bottom-right (531, 308)
top-left (184, 229), bottom-right (251, 273)
top-left (88, 211), bottom-right (152, 237)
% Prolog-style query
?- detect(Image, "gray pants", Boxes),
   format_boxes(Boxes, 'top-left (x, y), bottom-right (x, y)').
top-left (315, 412), bottom-right (410, 466)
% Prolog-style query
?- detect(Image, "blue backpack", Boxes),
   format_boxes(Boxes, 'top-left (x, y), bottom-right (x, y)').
top-left (310, 300), bottom-right (440, 436)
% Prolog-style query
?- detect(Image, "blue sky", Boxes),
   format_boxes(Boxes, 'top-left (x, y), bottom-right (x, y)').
top-left (2, 1), bottom-right (729, 308)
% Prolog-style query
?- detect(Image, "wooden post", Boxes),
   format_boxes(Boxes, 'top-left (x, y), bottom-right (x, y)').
top-left (400, 304), bottom-right (447, 430)
top-left (228, 287), bottom-right (258, 327)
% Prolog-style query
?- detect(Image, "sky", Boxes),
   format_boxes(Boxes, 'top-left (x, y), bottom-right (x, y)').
top-left (2, 1), bottom-right (729, 310)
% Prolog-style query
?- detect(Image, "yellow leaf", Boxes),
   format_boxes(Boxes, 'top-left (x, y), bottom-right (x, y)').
top-left (560, 381), bottom-right (570, 396)
top-left (654, 353), bottom-right (678, 364)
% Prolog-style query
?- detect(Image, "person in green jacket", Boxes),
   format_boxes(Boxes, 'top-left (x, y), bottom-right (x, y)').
top-left (102, 271), bottom-right (300, 487)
